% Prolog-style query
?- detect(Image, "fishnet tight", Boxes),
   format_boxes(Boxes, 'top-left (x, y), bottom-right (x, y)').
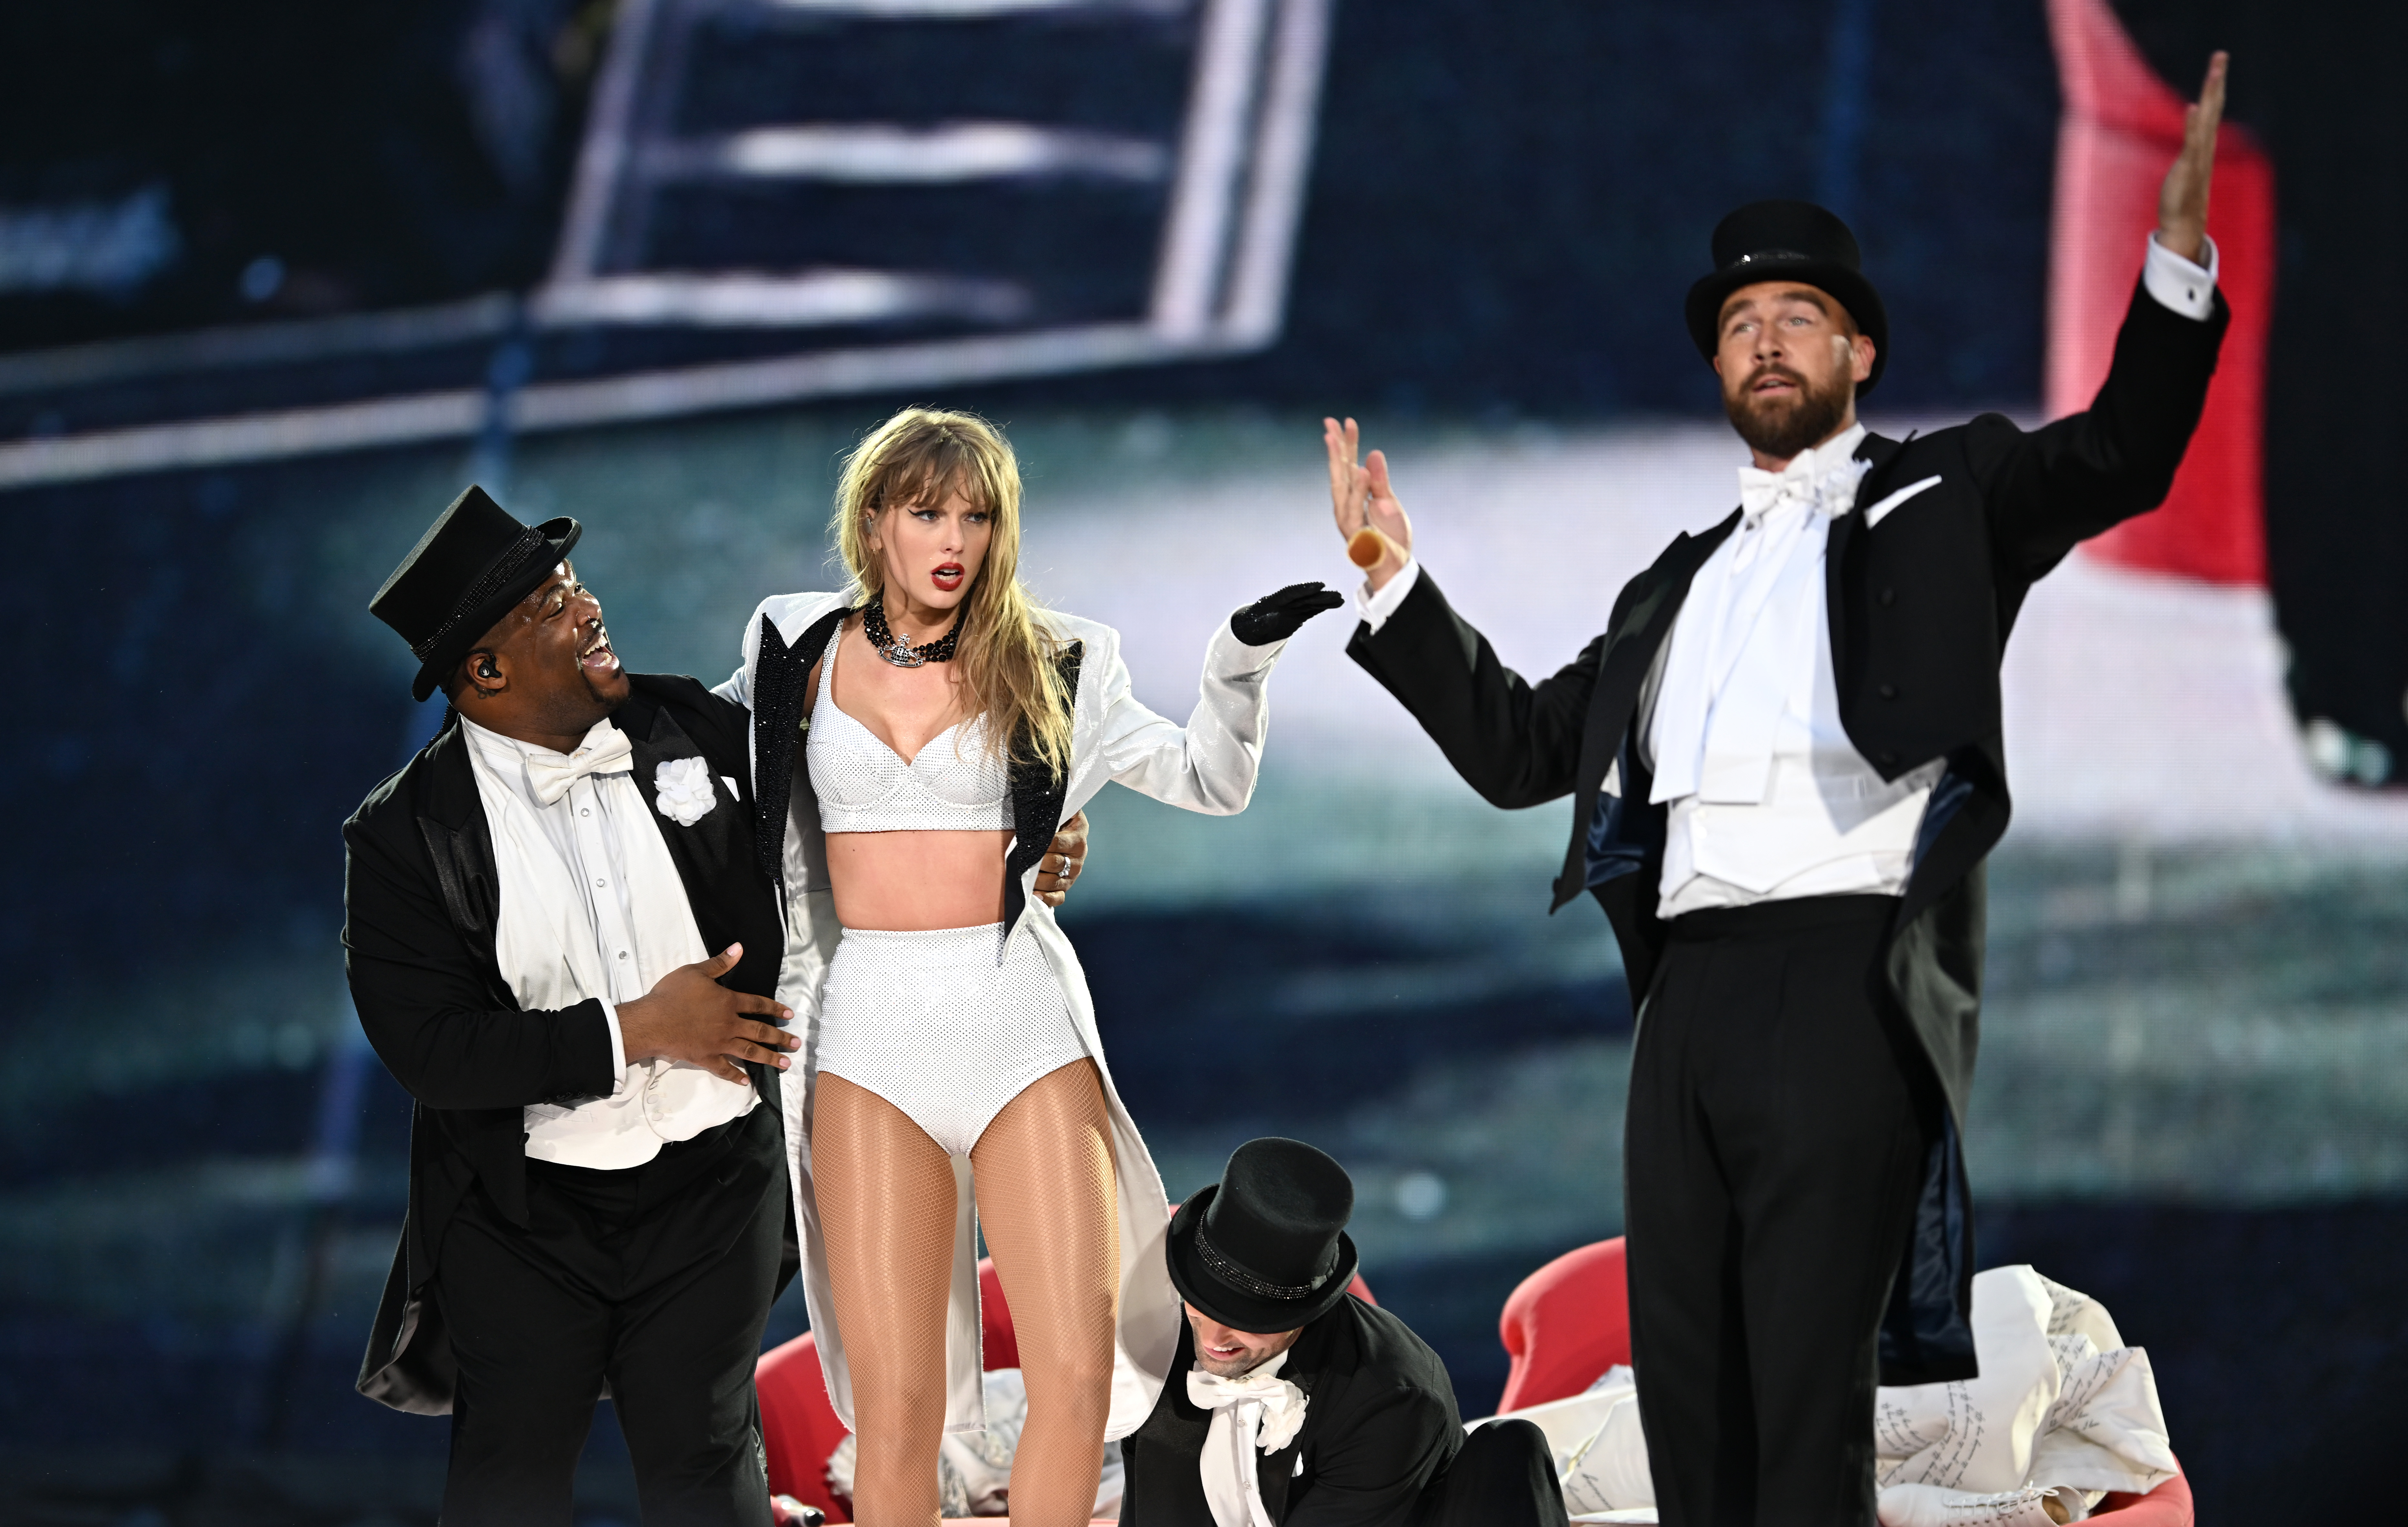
top-left (815, 1060), bottom-right (1120, 1527)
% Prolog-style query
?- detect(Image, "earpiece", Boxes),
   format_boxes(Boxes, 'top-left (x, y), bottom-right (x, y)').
top-left (478, 658), bottom-right (500, 680)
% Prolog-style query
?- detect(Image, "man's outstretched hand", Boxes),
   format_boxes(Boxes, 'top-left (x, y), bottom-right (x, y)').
top-left (1323, 417), bottom-right (1414, 592)
top-left (1037, 809), bottom-right (1089, 908)
top-left (1231, 582), bottom-right (1345, 646)
top-left (2157, 50), bottom-right (2228, 264)
top-left (617, 943), bottom-right (798, 1085)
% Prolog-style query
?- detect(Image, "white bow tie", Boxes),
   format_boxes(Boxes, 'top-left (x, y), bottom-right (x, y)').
top-left (524, 725), bottom-right (634, 807)
top-left (1189, 1367), bottom-right (1309, 1446)
top-left (1191, 1363), bottom-right (1308, 1527)
top-left (1737, 450), bottom-right (1871, 528)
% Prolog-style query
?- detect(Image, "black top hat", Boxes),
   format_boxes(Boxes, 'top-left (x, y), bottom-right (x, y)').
top-left (1167, 1138), bottom-right (1359, 1334)
top-left (370, 485), bottom-right (582, 701)
top-left (1684, 199), bottom-right (1889, 395)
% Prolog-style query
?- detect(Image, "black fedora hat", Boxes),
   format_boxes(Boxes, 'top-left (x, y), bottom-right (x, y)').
top-left (1168, 1138), bottom-right (1359, 1334)
top-left (370, 485), bottom-right (582, 701)
top-left (1684, 199), bottom-right (1889, 395)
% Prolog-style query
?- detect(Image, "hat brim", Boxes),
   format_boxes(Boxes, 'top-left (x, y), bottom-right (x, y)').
top-left (408, 517), bottom-right (583, 702)
top-left (1167, 1185), bottom-right (1360, 1335)
top-left (1684, 259), bottom-right (1888, 396)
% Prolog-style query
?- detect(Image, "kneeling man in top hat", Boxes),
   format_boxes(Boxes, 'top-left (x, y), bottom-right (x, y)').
top-left (1120, 1138), bottom-right (1566, 1527)
top-left (1328, 53), bottom-right (2231, 1527)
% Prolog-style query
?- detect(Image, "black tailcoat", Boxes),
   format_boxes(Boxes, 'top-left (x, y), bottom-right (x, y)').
top-left (1121, 1296), bottom-right (1461, 1527)
top-left (341, 673), bottom-right (788, 1413)
top-left (1348, 278), bottom-right (2227, 1383)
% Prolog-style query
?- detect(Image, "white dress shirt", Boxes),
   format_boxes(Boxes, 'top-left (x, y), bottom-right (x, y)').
top-left (1354, 233), bottom-right (2219, 917)
top-left (1189, 1348), bottom-right (1308, 1527)
top-left (461, 715), bottom-right (756, 1169)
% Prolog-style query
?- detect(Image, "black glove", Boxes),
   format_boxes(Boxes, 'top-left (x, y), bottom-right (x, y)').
top-left (1229, 582), bottom-right (1345, 646)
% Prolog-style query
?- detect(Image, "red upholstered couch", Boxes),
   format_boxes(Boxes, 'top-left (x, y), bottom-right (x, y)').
top-left (1496, 1237), bottom-right (2194, 1525)
top-left (757, 1258), bottom-right (1375, 1523)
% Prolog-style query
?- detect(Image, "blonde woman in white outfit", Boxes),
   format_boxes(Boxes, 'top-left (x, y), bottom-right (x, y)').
top-left (716, 408), bottom-right (1340, 1525)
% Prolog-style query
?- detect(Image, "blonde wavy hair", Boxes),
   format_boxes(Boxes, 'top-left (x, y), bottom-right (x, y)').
top-left (832, 407), bottom-right (1073, 778)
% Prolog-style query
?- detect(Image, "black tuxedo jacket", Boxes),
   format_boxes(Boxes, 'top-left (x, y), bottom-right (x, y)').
top-left (1349, 277), bottom-right (2227, 1383)
top-left (1120, 1297), bottom-right (1461, 1527)
top-left (340, 673), bottom-right (787, 1413)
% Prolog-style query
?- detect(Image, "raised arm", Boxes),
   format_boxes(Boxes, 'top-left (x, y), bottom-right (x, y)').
top-left (1325, 416), bottom-right (1415, 593)
top-left (1977, 51), bottom-right (2232, 577)
top-left (1349, 572), bottom-right (1606, 811)
top-left (1327, 419), bottom-right (1604, 810)
top-left (1092, 587), bottom-right (1339, 815)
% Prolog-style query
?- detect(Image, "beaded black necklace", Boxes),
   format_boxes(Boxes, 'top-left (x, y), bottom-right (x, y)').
top-left (862, 595), bottom-right (964, 667)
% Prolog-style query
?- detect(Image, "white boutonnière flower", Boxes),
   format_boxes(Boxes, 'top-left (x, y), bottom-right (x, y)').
top-left (653, 756), bottom-right (717, 827)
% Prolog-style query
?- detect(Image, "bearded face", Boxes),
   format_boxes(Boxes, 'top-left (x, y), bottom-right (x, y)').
top-left (1711, 282), bottom-right (1873, 463)
top-left (1722, 354), bottom-right (1856, 461)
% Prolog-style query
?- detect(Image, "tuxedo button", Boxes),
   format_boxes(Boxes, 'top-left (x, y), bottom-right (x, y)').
top-left (1878, 683), bottom-right (1898, 699)
top-left (594, 877), bottom-right (607, 888)
top-left (1879, 587), bottom-right (1896, 606)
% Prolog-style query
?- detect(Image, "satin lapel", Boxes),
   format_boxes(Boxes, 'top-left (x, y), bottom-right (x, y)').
top-left (1254, 1312), bottom-right (1335, 1522)
top-left (1549, 516), bottom-right (1739, 909)
top-left (619, 696), bottom-right (745, 935)
top-left (750, 606), bottom-right (852, 883)
top-left (1830, 432), bottom-right (1908, 689)
top-left (1569, 518), bottom-right (1736, 812)
top-left (1001, 640), bottom-right (1085, 938)
top-left (1257, 1432), bottom-right (1298, 1521)
top-left (411, 714), bottom-right (507, 995)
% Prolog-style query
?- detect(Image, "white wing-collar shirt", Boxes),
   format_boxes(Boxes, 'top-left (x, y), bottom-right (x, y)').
top-left (460, 714), bottom-right (756, 1169)
top-left (1189, 1348), bottom-right (1309, 1527)
top-left (1354, 233), bottom-right (2219, 917)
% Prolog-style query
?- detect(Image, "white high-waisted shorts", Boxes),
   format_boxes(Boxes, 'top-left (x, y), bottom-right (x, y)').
top-left (814, 923), bottom-right (1089, 1157)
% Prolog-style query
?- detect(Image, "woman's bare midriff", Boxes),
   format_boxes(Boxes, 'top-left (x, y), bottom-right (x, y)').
top-left (809, 627), bottom-right (1018, 931)
top-left (827, 829), bottom-right (1014, 931)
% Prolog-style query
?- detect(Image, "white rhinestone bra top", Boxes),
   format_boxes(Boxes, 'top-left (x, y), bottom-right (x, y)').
top-left (806, 626), bottom-right (1014, 833)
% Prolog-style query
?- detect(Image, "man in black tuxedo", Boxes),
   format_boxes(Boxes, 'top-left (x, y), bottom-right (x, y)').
top-left (1325, 56), bottom-right (2232, 1527)
top-left (344, 487), bottom-right (1092, 1523)
top-left (1120, 1138), bottom-right (1565, 1527)
top-left (346, 487), bottom-right (801, 1525)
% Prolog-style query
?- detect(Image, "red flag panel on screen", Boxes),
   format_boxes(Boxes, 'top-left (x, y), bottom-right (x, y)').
top-left (2046, 0), bottom-right (2273, 587)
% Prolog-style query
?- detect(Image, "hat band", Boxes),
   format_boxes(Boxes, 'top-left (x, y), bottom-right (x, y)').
top-left (409, 525), bottom-right (554, 662)
top-left (1194, 1220), bottom-right (1329, 1302)
top-left (1727, 248), bottom-right (1810, 269)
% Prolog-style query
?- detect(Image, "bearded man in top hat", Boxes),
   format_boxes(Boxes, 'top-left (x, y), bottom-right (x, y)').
top-left (1322, 53), bottom-right (2232, 1527)
top-left (342, 487), bottom-right (1094, 1522)
top-left (1119, 1138), bottom-right (1567, 1527)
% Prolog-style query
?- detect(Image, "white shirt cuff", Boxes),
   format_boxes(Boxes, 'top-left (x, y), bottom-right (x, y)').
top-left (1353, 557), bottom-right (1422, 635)
top-left (2142, 231), bottom-right (2218, 321)
top-left (599, 1000), bottom-right (630, 1088)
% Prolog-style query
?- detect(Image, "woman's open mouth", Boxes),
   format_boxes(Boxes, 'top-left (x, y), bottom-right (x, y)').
top-left (930, 562), bottom-right (965, 592)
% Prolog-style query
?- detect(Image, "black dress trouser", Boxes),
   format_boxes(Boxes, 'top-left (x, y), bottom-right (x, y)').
top-left (1624, 895), bottom-right (1929, 1527)
top-left (435, 1105), bottom-right (785, 1527)
top-left (1416, 1418), bottom-right (1570, 1527)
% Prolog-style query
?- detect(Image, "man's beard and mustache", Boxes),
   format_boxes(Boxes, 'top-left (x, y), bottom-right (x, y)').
top-left (1723, 361), bottom-right (1854, 461)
